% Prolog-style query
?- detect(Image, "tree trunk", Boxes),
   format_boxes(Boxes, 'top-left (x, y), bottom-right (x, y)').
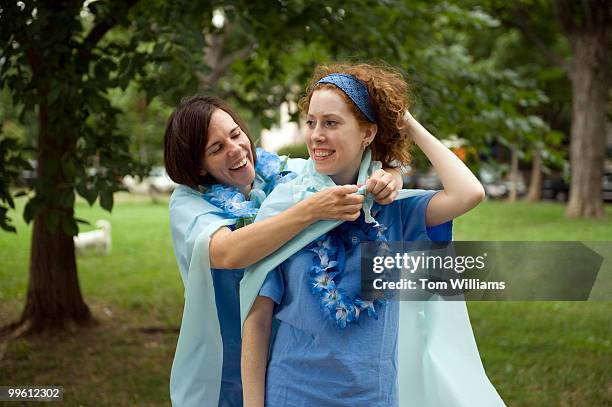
top-left (508, 145), bottom-right (519, 202)
top-left (527, 150), bottom-right (542, 201)
top-left (11, 98), bottom-right (92, 336)
top-left (137, 97), bottom-right (148, 164)
top-left (21, 211), bottom-right (92, 334)
top-left (564, 24), bottom-right (609, 217)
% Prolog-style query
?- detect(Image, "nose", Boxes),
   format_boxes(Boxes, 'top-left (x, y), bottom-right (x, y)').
top-left (227, 138), bottom-right (243, 158)
top-left (311, 123), bottom-right (326, 144)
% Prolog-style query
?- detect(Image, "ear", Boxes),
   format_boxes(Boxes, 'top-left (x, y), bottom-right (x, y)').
top-left (363, 123), bottom-right (377, 146)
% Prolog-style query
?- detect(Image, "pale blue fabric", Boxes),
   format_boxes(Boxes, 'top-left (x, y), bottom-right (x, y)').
top-left (169, 157), bottom-right (306, 407)
top-left (259, 193), bottom-right (451, 406)
top-left (240, 149), bottom-right (505, 406)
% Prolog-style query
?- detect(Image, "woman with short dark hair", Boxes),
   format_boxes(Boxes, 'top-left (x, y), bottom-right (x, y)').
top-left (164, 94), bottom-right (402, 407)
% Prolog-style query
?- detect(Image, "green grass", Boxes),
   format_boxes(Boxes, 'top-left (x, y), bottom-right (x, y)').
top-left (1, 196), bottom-right (611, 406)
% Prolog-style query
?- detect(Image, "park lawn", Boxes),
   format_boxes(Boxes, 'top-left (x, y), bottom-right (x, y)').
top-left (1, 196), bottom-right (611, 406)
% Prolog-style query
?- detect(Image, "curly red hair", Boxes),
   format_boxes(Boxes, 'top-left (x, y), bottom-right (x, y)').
top-left (299, 63), bottom-right (412, 167)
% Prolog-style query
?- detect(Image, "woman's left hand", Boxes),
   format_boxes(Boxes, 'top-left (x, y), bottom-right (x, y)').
top-left (365, 168), bottom-right (401, 205)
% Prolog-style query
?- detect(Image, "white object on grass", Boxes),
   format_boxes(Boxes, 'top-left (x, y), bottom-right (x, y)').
top-left (74, 220), bottom-right (111, 255)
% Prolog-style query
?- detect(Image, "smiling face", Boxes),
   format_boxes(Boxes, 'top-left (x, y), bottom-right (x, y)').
top-left (202, 108), bottom-right (256, 194)
top-left (306, 88), bottom-right (376, 185)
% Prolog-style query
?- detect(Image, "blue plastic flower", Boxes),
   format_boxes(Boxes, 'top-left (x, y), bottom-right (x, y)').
top-left (255, 148), bottom-right (283, 180)
top-left (354, 298), bottom-right (381, 320)
top-left (225, 197), bottom-right (258, 218)
top-left (310, 236), bottom-right (337, 265)
top-left (335, 298), bottom-right (356, 328)
top-left (202, 184), bottom-right (258, 220)
top-left (321, 288), bottom-right (342, 311)
top-left (312, 272), bottom-right (337, 293)
top-left (203, 184), bottom-right (239, 209)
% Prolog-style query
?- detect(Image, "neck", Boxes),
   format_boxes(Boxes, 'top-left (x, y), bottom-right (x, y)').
top-left (238, 183), bottom-right (252, 196)
top-left (329, 167), bottom-right (360, 185)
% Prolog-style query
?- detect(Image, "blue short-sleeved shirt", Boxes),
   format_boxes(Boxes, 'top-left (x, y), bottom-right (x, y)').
top-left (259, 191), bottom-right (452, 406)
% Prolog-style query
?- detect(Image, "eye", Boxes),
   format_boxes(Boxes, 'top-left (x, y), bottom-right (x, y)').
top-left (230, 131), bottom-right (241, 139)
top-left (305, 119), bottom-right (315, 129)
top-left (208, 144), bottom-right (222, 154)
top-left (324, 120), bottom-right (337, 127)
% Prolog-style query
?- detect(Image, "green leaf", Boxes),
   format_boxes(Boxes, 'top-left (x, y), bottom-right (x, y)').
top-left (75, 217), bottom-right (90, 225)
top-left (62, 216), bottom-right (79, 236)
top-left (23, 199), bottom-right (41, 224)
top-left (0, 207), bottom-right (16, 233)
top-left (100, 190), bottom-right (114, 212)
top-left (76, 183), bottom-right (98, 205)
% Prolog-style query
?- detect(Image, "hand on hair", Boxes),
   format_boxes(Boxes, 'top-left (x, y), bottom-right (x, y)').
top-left (403, 109), bottom-right (415, 124)
top-left (365, 168), bottom-right (400, 205)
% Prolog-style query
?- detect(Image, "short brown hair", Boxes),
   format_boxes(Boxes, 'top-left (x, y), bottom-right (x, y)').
top-left (299, 63), bottom-right (412, 167)
top-left (164, 95), bottom-right (257, 189)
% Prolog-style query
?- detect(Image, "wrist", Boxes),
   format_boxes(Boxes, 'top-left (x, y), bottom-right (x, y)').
top-left (295, 199), bottom-right (317, 225)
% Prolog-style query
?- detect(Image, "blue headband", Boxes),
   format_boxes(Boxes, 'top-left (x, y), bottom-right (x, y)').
top-left (317, 73), bottom-right (377, 123)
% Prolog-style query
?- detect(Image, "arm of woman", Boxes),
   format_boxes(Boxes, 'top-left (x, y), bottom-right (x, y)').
top-left (209, 184), bottom-right (364, 269)
top-left (242, 296), bottom-right (274, 407)
top-left (405, 112), bottom-right (485, 226)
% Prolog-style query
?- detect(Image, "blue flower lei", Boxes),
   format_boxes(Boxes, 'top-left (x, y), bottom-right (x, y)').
top-left (201, 148), bottom-right (297, 228)
top-left (308, 208), bottom-right (389, 328)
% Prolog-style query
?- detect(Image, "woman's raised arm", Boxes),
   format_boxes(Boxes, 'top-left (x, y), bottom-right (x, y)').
top-left (405, 112), bottom-right (485, 227)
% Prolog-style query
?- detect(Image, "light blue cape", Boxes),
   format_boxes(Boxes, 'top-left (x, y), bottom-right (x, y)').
top-left (169, 158), bottom-right (307, 407)
top-left (240, 149), bottom-right (505, 406)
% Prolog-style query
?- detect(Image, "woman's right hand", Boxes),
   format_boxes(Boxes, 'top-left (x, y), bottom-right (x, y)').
top-left (305, 185), bottom-right (364, 222)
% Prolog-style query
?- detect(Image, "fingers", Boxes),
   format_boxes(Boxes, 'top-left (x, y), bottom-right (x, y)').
top-left (332, 185), bottom-right (363, 221)
top-left (373, 183), bottom-right (395, 202)
top-left (341, 210), bottom-right (361, 221)
top-left (341, 204), bottom-right (363, 214)
top-left (366, 169), bottom-right (399, 205)
top-left (375, 189), bottom-right (398, 205)
top-left (330, 185), bottom-right (364, 204)
top-left (366, 170), bottom-right (394, 196)
top-left (336, 184), bottom-right (359, 194)
top-left (348, 194), bottom-right (365, 205)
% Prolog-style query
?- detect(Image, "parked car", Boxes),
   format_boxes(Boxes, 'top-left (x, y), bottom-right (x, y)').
top-left (478, 166), bottom-right (506, 199)
top-left (604, 170), bottom-right (612, 201)
top-left (542, 169), bottom-right (612, 202)
top-left (413, 169), bottom-right (442, 190)
top-left (541, 177), bottom-right (569, 201)
top-left (478, 166), bottom-right (526, 199)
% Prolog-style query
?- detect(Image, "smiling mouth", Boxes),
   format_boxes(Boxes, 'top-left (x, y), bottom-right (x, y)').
top-left (230, 157), bottom-right (248, 170)
top-left (313, 149), bottom-right (335, 160)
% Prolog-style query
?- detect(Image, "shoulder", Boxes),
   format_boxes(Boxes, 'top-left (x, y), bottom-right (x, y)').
top-left (375, 189), bottom-right (435, 218)
top-left (169, 185), bottom-right (222, 223)
top-left (398, 189), bottom-right (437, 207)
top-left (396, 189), bottom-right (453, 241)
top-left (170, 184), bottom-right (202, 205)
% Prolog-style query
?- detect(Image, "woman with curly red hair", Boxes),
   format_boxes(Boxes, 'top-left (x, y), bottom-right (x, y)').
top-left (241, 63), bottom-right (504, 406)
